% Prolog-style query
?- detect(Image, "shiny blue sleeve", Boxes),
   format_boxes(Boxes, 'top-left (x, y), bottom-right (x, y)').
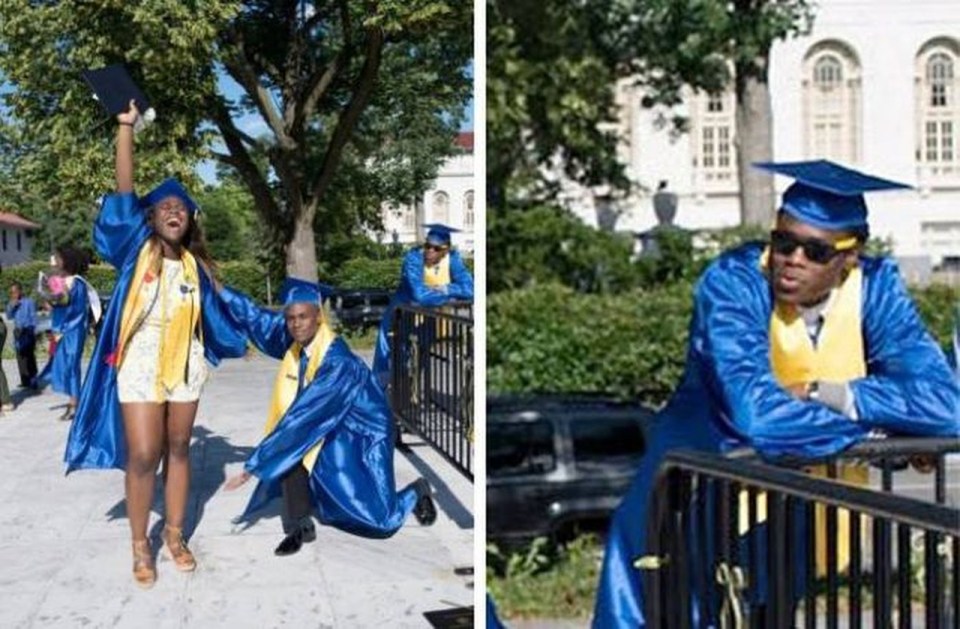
top-left (850, 259), bottom-right (959, 436)
top-left (696, 259), bottom-right (868, 458)
top-left (447, 252), bottom-right (474, 301)
top-left (244, 352), bottom-right (366, 481)
top-left (93, 193), bottom-right (150, 268)
top-left (402, 251), bottom-right (453, 307)
top-left (218, 286), bottom-right (290, 360)
top-left (198, 272), bottom-right (251, 365)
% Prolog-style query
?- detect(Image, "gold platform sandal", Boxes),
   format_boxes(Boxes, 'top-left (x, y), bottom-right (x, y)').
top-left (162, 525), bottom-right (197, 572)
top-left (132, 539), bottom-right (156, 589)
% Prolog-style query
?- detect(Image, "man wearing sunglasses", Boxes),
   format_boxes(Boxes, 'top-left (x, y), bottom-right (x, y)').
top-left (373, 223), bottom-right (474, 387)
top-left (595, 160), bottom-right (959, 628)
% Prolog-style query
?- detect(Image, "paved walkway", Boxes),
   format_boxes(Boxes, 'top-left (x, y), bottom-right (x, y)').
top-left (0, 354), bottom-right (474, 628)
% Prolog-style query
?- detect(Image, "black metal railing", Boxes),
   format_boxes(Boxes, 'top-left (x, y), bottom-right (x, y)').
top-left (642, 438), bottom-right (960, 628)
top-left (389, 303), bottom-right (473, 480)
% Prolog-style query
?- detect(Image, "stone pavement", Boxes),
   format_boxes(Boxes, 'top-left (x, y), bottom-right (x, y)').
top-left (0, 354), bottom-right (474, 628)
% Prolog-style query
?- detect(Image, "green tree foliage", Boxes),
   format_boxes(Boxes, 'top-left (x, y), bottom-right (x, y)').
top-left (0, 1), bottom-right (471, 279)
top-left (195, 183), bottom-right (259, 262)
top-left (487, 0), bottom-right (627, 207)
top-left (487, 205), bottom-right (637, 293)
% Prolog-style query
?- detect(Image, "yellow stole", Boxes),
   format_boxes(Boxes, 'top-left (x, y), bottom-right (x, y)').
top-left (265, 322), bottom-right (337, 473)
top-left (115, 241), bottom-right (202, 399)
top-left (423, 254), bottom-right (451, 287)
top-left (742, 249), bottom-right (868, 575)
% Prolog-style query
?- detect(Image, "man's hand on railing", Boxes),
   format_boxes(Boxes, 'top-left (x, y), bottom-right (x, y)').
top-left (908, 454), bottom-right (937, 474)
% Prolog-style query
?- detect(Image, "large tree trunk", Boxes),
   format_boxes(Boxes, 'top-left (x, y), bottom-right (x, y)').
top-left (286, 212), bottom-right (318, 281)
top-left (735, 58), bottom-right (776, 227)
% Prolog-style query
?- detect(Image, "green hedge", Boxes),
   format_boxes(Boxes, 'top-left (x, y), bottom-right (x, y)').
top-left (488, 282), bottom-right (959, 408)
top-left (488, 282), bottom-right (694, 407)
top-left (329, 257), bottom-right (402, 290)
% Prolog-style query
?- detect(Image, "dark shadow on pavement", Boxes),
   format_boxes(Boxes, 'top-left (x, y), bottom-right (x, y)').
top-left (105, 425), bottom-right (254, 548)
top-left (396, 435), bottom-right (473, 530)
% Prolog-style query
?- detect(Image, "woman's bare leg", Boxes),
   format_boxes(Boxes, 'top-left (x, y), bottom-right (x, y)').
top-left (162, 401), bottom-right (199, 530)
top-left (121, 402), bottom-right (165, 542)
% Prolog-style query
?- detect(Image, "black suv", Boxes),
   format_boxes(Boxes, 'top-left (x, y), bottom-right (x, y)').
top-left (486, 394), bottom-right (654, 545)
top-left (329, 288), bottom-right (393, 329)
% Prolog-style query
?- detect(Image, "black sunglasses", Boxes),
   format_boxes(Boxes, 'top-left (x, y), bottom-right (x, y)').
top-left (424, 243), bottom-right (448, 252)
top-left (769, 230), bottom-right (856, 264)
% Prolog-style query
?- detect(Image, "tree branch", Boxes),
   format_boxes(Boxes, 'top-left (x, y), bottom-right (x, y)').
top-left (305, 25), bottom-right (384, 217)
top-left (222, 26), bottom-right (294, 151)
top-left (209, 100), bottom-right (282, 225)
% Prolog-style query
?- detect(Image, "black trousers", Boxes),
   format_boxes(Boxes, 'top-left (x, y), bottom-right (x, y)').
top-left (281, 464), bottom-right (313, 531)
top-left (13, 328), bottom-right (37, 388)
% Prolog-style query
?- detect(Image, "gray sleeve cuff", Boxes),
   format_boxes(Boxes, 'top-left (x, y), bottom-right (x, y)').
top-left (813, 381), bottom-right (858, 419)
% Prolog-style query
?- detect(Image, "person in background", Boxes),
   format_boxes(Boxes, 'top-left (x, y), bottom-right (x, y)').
top-left (594, 160), bottom-right (960, 628)
top-left (372, 223), bottom-right (474, 387)
top-left (37, 245), bottom-right (99, 421)
top-left (6, 281), bottom-right (38, 390)
top-left (0, 269), bottom-right (14, 413)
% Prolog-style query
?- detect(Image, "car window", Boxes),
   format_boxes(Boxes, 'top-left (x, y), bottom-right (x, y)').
top-left (487, 420), bottom-right (556, 478)
top-left (571, 418), bottom-right (644, 474)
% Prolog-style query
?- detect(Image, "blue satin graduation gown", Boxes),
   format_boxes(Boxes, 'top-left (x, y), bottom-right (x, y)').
top-left (372, 248), bottom-right (474, 383)
top-left (594, 243), bottom-right (960, 628)
top-left (63, 192), bottom-right (249, 473)
top-left (220, 287), bottom-right (420, 538)
top-left (38, 279), bottom-right (90, 398)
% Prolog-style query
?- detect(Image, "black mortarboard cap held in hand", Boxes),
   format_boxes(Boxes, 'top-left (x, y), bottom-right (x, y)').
top-left (82, 64), bottom-right (152, 117)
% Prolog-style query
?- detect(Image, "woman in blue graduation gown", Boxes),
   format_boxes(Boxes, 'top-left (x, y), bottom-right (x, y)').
top-left (63, 101), bottom-right (248, 588)
top-left (372, 224), bottom-right (474, 385)
top-left (37, 246), bottom-right (96, 421)
top-left (220, 281), bottom-right (436, 539)
top-left (594, 161), bottom-right (960, 628)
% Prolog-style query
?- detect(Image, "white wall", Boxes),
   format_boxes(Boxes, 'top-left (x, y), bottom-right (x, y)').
top-left (562, 0), bottom-right (960, 268)
top-left (0, 226), bottom-right (36, 268)
top-left (378, 151), bottom-right (476, 254)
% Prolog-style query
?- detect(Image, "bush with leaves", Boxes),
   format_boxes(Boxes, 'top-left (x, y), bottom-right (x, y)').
top-left (488, 204), bottom-right (638, 294)
top-left (329, 258), bottom-right (403, 290)
top-left (488, 282), bottom-right (694, 407)
top-left (488, 279), bottom-right (958, 406)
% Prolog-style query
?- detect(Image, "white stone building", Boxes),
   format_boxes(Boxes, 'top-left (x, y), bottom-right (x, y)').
top-left (377, 132), bottom-right (476, 255)
top-left (564, 0), bottom-right (960, 280)
top-left (0, 211), bottom-right (40, 267)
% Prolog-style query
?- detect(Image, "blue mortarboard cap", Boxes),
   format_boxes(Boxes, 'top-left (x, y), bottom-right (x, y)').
top-left (82, 64), bottom-right (152, 117)
top-left (139, 178), bottom-right (199, 215)
top-left (424, 223), bottom-right (460, 246)
top-left (753, 160), bottom-right (910, 231)
top-left (279, 277), bottom-right (328, 308)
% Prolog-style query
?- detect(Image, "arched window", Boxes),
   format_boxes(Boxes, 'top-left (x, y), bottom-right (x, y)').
top-left (431, 191), bottom-right (449, 223)
top-left (916, 38), bottom-right (959, 178)
top-left (463, 190), bottom-right (475, 230)
top-left (690, 87), bottom-right (737, 191)
top-left (803, 42), bottom-right (861, 164)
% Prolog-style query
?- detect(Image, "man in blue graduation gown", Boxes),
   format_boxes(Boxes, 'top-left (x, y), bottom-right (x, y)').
top-left (372, 223), bottom-right (474, 386)
top-left (222, 279), bottom-right (438, 553)
top-left (594, 160), bottom-right (960, 628)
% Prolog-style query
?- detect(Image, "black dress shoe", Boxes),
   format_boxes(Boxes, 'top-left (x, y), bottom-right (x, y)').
top-left (274, 524), bottom-right (316, 556)
top-left (413, 480), bottom-right (437, 526)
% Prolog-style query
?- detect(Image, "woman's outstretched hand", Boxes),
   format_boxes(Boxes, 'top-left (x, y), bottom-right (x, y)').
top-left (117, 99), bottom-right (140, 126)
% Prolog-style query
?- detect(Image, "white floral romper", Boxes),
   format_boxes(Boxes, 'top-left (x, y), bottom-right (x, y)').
top-left (116, 258), bottom-right (208, 403)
